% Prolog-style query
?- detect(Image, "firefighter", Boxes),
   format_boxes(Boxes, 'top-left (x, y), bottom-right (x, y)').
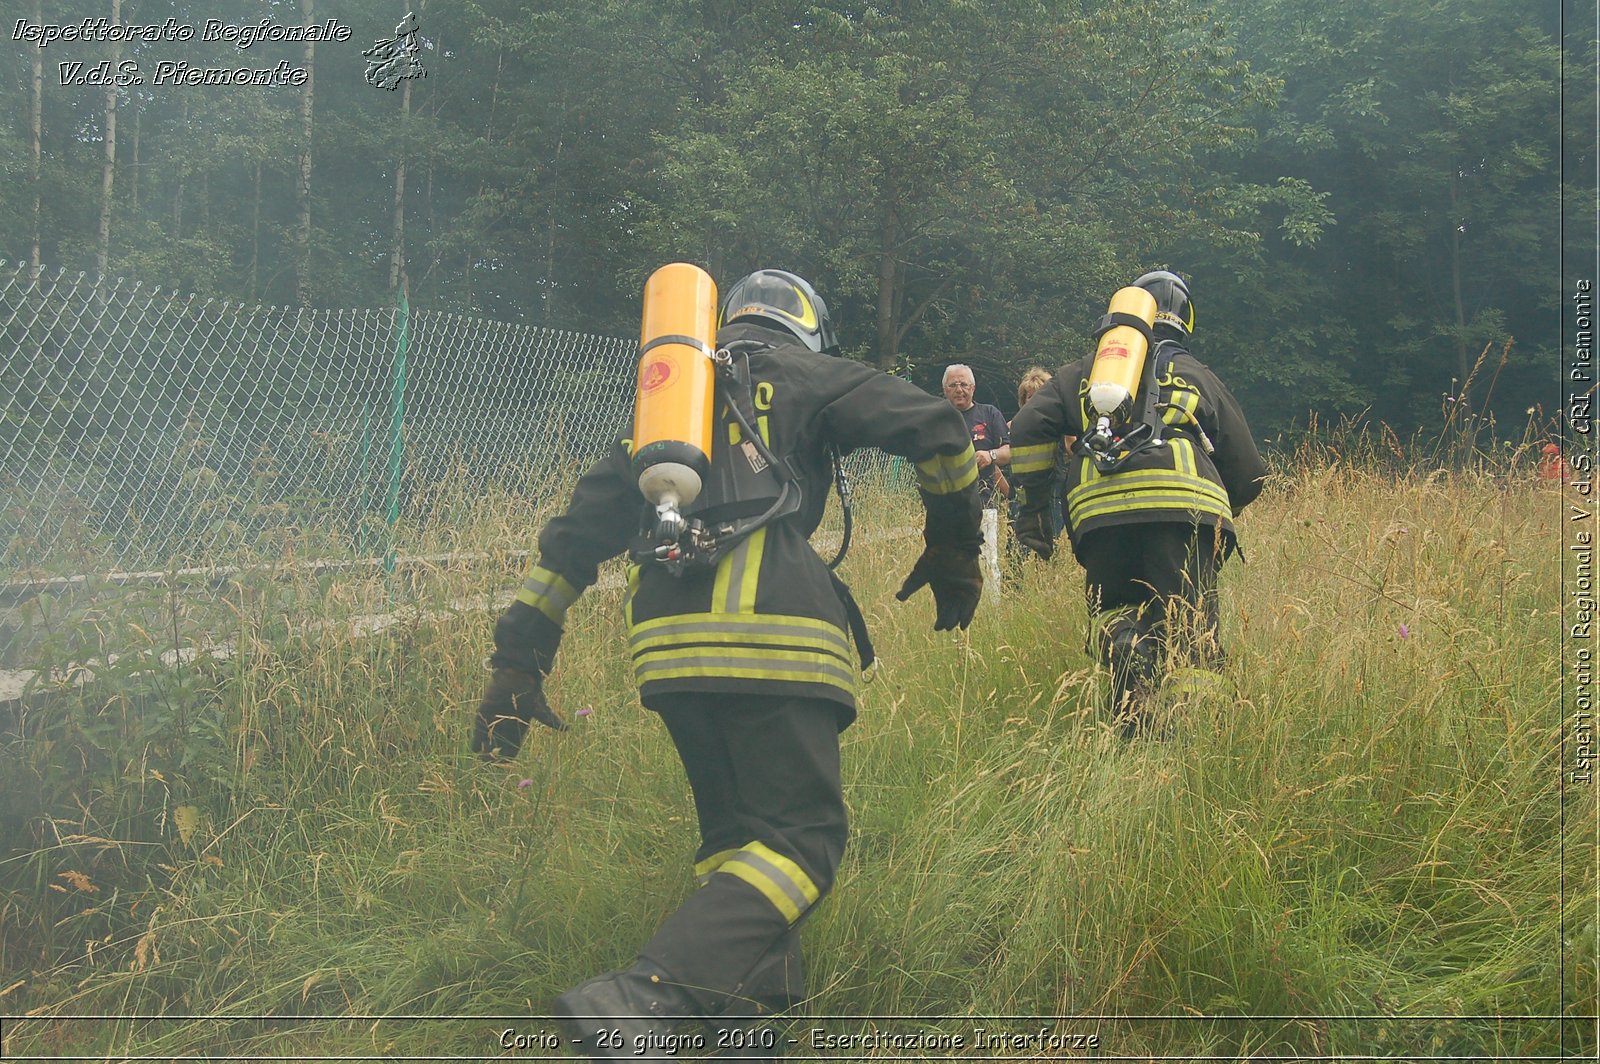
top-left (471, 268), bottom-right (983, 1057)
top-left (1008, 270), bottom-right (1267, 737)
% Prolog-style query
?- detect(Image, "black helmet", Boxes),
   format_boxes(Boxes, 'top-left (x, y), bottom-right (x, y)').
top-left (1132, 270), bottom-right (1194, 337)
top-left (718, 269), bottom-right (839, 354)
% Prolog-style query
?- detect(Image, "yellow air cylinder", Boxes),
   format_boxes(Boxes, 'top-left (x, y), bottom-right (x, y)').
top-left (632, 262), bottom-right (718, 510)
top-left (1086, 286), bottom-right (1159, 419)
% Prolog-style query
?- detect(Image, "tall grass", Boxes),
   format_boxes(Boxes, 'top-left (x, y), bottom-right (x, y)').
top-left (0, 447), bottom-right (1589, 1061)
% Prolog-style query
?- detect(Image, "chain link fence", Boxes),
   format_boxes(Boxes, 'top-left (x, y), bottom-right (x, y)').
top-left (0, 263), bottom-right (911, 671)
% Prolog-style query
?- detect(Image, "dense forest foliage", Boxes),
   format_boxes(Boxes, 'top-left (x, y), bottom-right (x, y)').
top-left (0, 0), bottom-right (1579, 434)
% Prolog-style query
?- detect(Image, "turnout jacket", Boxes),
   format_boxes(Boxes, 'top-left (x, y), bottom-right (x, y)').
top-left (492, 323), bottom-right (980, 724)
top-left (1009, 341), bottom-right (1267, 556)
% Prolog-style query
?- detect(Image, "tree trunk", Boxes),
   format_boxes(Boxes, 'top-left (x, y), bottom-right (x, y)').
top-left (296, 0), bottom-right (316, 306)
top-left (875, 197), bottom-right (899, 370)
top-left (173, 96), bottom-right (187, 235)
top-left (29, 0), bottom-right (42, 279)
top-left (129, 99), bottom-right (140, 213)
top-left (465, 47), bottom-right (505, 308)
top-left (249, 160), bottom-right (262, 299)
top-left (388, 75), bottom-right (410, 295)
top-left (96, 0), bottom-right (121, 279)
top-left (544, 89), bottom-right (567, 326)
top-left (1449, 169), bottom-right (1469, 392)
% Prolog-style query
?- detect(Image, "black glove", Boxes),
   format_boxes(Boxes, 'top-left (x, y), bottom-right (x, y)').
top-left (1013, 508), bottom-right (1055, 561)
top-left (895, 543), bottom-right (982, 631)
top-left (472, 666), bottom-right (566, 762)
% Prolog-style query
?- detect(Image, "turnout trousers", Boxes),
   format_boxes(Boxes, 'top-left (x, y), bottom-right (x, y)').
top-left (1076, 523), bottom-right (1227, 718)
top-left (637, 692), bottom-right (848, 1011)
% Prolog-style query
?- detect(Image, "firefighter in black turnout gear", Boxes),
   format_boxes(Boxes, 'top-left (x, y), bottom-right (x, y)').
top-left (472, 268), bottom-right (982, 1057)
top-left (1009, 270), bottom-right (1267, 737)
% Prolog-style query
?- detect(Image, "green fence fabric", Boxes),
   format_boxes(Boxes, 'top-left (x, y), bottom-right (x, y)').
top-left (0, 264), bottom-right (912, 667)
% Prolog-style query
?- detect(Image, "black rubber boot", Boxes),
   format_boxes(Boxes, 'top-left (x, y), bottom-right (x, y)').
top-left (553, 961), bottom-right (702, 1060)
top-left (1106, 624), bottom-right (1160, 739)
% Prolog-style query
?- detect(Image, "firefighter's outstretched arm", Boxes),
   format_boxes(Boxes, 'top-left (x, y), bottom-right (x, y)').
top-left (812, 363), bottom-right (985, 629)
top-left (895, 484), bottom-right (984, 630)
top-left (473, 613), bottom-right (567, 761)
top-left (1008, 381), bottom-right (1074, 560)
top-left (473, 443), bottom-right (637, 762)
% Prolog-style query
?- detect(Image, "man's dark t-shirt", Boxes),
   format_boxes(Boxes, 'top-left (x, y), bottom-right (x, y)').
top-left (960, 402), bottom-right (1009, 508)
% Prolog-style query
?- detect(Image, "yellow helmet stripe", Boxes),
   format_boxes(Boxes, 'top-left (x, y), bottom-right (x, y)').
top-left (726, 283), bottom-right (818, 334)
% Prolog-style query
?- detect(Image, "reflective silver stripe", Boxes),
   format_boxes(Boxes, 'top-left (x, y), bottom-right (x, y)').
top-left (1069, 469), bottom-right (1230, 507)
top-left (721, 533), bottom-right (755, 614)
top-left (712, 842), bottom-right (821, 924)
top-left (1162, 388), bottom-right (1200, 428)
top-left (1178, 438), bottom-right (1203, 479)
top-left (1071, 491), bottom-right (1232, 525)
top-left (727, 850), bottom-right (811, 915)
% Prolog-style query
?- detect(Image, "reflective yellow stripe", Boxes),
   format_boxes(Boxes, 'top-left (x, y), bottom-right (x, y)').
top-left (713, 841), bottom-right (821, 924)
top-left (624, 563), bottom-right (640, 628)
top-left (1011, 441), bottom-right (1057, 475)
top-left (695, 848), bottom-right (741, 885)
top-left (633, 622), bottom-right (852, 660)
top-left (734, 527), bottom-right (767, 612)
top-left (1161, 388), bottom-right (1200, 429)
top-left (710, 524), bottom-right (764, 611)
top-left (515, 565), bottom-right (580, 624)
top-left (1070, 467), bottom-right (1230, 505)
top-left (1068, 469), bottom-right (1232, 526)
top-left (1091, 605), bottom-right (1143, 644)
top-left (634, 646), bottom-right (857, 693)
top-left (1172, 437), bottom-right (1198, 479)
top-left (632, 611), bottom-right (850, 651)
top-left (1072, 490), bottom-right (1232, 526)
top-left (1165, 666), bottom-right (1233, 701)
top-left (631, 611), bottom-right (856, 691)
top-left (1075, 481), bottom-right (1231, 516)
top-left (915, 446), bottom-right (978, 495)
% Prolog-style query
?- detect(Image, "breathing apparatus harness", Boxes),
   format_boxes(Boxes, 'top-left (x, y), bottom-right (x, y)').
top-left (630, 340), bottom-right (855, 576)
top-left (628, 339), bottom-right (872, 669)
top-left (1074, 310), bottom-right (1161, 474)
top-left (1075, 310), bottom-right (1214, 475)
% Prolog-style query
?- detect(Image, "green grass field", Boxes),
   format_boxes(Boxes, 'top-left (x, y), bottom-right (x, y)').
top-left (0, 449), bottom-right (1592, 1061)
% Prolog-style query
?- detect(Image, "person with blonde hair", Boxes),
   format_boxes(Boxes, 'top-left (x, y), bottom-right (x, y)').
top-left (1006, 366), bottom-right (1064, 572)
top-left (1016, 365), bottom-right (1053, 408)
